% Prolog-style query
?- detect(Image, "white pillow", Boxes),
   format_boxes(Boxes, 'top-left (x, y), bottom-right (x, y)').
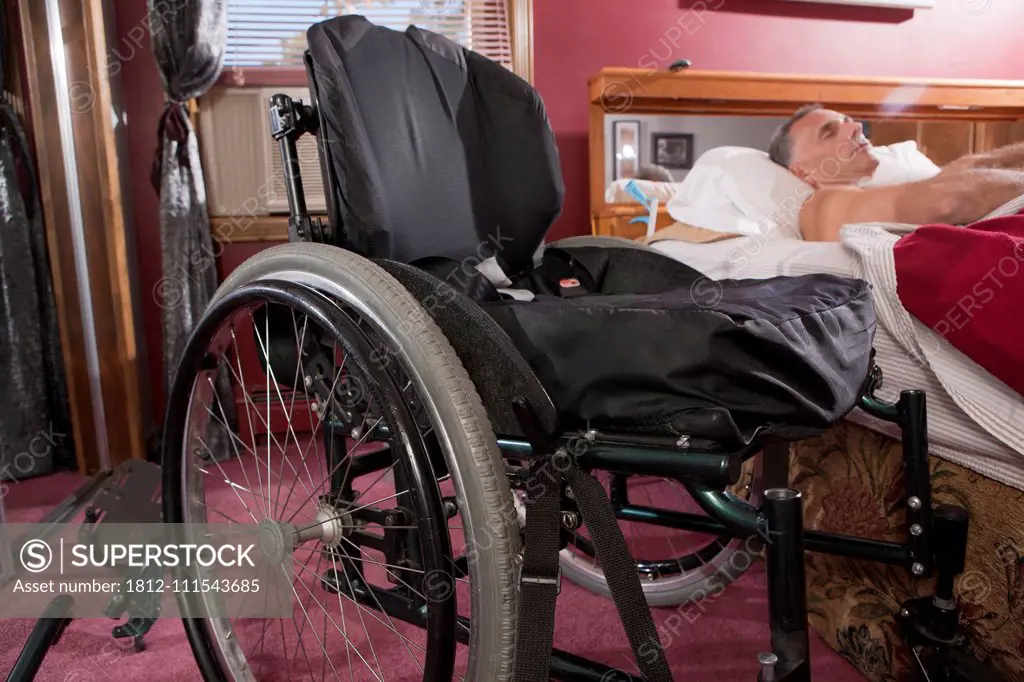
top-left (860, 140), bottom-right (941, 188)
top-left (666, 146), bottom-right (808, 240)
top-left (718, 148), bottom-right (811, 240)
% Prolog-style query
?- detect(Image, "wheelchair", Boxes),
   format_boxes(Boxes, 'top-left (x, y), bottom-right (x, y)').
top-left (159, 15), bottom-right (1004, 682)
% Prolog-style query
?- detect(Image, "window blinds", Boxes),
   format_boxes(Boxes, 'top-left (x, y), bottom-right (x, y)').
top-left (225, 0), bottom-right (513, 70)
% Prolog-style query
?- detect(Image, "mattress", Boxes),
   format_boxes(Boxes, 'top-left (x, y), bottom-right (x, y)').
top-left (650, 235), bottom-right (1024, 492)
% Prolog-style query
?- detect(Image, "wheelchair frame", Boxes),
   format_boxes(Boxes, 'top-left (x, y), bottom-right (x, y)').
top-left (264, 62), bottom-right (988, 681)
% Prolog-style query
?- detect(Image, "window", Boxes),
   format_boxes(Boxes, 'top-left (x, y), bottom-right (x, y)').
top-left (225, 0), bottom-right (515, 73)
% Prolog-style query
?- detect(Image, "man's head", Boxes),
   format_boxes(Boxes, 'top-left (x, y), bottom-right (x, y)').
top-left (768, 104), bottom-right (879, 187)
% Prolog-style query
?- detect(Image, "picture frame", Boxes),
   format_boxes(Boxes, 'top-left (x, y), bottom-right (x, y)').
top-left (651, 133), bottom-right (694, 170)
top-left (612, 120), bottom-right (641, 180)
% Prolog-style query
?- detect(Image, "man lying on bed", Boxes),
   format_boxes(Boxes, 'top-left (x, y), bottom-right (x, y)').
top-left (769, 104), bottom-right (1024, 241)
top-left (768, 104), bottom-right (1024, 400)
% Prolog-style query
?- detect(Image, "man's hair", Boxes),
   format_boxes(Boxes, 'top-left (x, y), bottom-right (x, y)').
top-left (634, 164), bottom-right (675, 182)
top-left (767, 103), bottom-right (823, 169)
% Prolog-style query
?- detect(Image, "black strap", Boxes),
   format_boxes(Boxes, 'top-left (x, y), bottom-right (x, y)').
top-left (541, 247), bottom-right (599, 295)
top-left (564, 463), bottom-right (673, 681)
top-left (512, 451), bottom-right (674, 682)
top-left (512, 458), bottom-right (563, 682)
top-left (507, 247), bottom-right (601, 299)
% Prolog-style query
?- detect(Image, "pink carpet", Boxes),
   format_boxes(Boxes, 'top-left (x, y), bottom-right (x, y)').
top-left (1, 469), bottom-right (867, 681)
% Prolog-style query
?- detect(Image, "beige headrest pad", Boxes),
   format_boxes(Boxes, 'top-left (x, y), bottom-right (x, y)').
top-left (639, 222), bottom-right (741, 245)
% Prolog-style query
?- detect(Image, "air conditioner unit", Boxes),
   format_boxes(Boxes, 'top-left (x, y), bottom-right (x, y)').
top-left (782, 0), bottom-right (934, 7)
top-left (199, 87), bottom-right (326, 218)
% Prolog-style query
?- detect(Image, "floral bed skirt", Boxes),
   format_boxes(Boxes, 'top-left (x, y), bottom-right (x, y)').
top-left (789, 420), bottom-right (1024, 681)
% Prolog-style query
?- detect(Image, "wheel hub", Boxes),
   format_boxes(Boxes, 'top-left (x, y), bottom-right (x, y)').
top-left (257, 518), bottom-right (289, 564)
top-left (292, 503), bottom-right (352, 549)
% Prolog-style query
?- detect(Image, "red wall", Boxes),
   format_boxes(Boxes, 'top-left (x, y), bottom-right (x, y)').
top-left (114, 0), bottom-right (167, 417)
top-left (116, 0), bottom-right (1024, 421)
top-left (534, 0), bottom-right (1024, 240)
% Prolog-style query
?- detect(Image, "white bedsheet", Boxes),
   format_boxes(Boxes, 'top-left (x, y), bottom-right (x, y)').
top-left (650, 230), bottom-right (1024, 492)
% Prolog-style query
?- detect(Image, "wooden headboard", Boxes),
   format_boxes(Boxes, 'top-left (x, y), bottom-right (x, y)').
top-left (589, 67), bottom-right (1024, 240)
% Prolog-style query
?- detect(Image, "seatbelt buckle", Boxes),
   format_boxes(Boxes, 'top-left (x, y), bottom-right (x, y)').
top-left (516, 562), bottom-right (561, 595)
top-left (558, 277), bottom-right (587, 298)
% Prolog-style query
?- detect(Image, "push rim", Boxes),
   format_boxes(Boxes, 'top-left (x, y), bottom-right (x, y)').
top-left (162, 279), bottom-right (472, 680)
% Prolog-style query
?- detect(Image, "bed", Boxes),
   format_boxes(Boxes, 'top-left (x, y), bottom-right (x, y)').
top-left (588, 67), bottom-right (1024, 681)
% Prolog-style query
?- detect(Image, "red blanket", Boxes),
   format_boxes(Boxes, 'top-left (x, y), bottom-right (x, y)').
top-left (893, 213), bottom-right (1024, 397)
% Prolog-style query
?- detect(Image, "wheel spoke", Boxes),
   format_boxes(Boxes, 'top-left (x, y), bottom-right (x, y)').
top-left (165, 276), bottom-right (512, 681)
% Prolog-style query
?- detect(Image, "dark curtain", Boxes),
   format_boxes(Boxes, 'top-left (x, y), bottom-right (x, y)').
top-left (0, 0), bottom-right (75, 481)
top-left (148, 0), bottom-right (236, 459)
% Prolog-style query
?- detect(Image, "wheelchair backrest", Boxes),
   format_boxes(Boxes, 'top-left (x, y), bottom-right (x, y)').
top-left (305, 15), bottom-right (565, 280)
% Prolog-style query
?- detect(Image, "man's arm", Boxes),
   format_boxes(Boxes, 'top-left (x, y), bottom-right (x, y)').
top-left (943, 141), bottom-right (1024, 173)
top-left (800, 168), bottom-right (1024, 241)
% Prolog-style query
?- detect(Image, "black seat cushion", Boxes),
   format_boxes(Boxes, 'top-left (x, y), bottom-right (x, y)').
top-left (484, 254), bottom-right (877, 444)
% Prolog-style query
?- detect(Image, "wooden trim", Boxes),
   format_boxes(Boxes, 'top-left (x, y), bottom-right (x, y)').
top-left (973, 121), bottom-right (1017, 153)
top-left (509, 0), bottom-right (534, 84)
top-left (589, 68), bottom-right (1024, 114)
top-left (81, 0), bottom-right (149, 467)
top-left (14, 0), bottom-right (99, 476)
top-left (14, 0), bottom-right (149, 475)
top-left (210, 216), bottom-right (297, 243)
top-left (589, 102), bottom-right (608, 220)
top-left (593, 205), bottom-right (672, 224)
top-left (597, 205), bottom-right (670, 219)
top-left (588, 67), bottom-right (1024, 220)
top-left (592, 67), bottom-right (1024, 89)
top-left (215, 67), bottom-right (309, 88)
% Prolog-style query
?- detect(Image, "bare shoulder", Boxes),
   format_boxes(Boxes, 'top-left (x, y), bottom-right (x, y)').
top-left (798, 185), bottom-right (901, 241)
top-left (798, 186), bottom-right (861, 241)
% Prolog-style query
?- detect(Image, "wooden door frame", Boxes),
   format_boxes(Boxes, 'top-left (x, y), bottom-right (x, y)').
top-left (509, 0), bottom-right (534, 85)
top-left (12, 0), bottom-right (151, 476)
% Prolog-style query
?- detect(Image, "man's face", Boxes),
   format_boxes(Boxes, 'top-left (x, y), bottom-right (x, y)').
top-left (787, 108), bottom-right (879, 187)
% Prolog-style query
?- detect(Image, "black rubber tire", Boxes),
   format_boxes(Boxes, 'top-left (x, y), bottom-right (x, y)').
top-left (163, 243), bottom-right (521, 681)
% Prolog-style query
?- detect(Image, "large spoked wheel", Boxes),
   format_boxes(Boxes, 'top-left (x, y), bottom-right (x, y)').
top-left (549, 453), bottom-right (787, 607)
top-left (162, 243), bottom-right (521, 681)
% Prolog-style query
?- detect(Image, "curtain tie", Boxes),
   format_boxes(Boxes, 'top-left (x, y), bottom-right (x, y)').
top-left (150, 100), bottom-right (191, 192)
